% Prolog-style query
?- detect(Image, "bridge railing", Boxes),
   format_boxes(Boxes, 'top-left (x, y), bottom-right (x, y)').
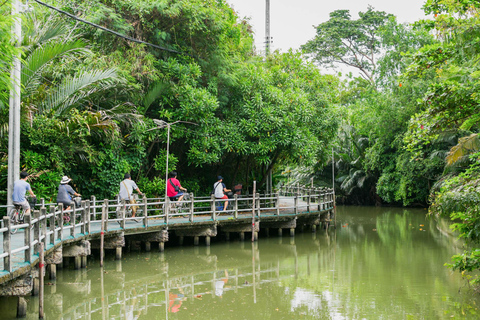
top-left (1, 187), bottom-right (334, 275)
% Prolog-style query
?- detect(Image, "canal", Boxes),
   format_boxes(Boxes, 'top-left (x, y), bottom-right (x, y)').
top-left (1, 206), bottom-right (479, 319)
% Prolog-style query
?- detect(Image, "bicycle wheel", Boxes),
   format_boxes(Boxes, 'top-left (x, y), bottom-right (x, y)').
top-left (8, 208), bottom-right (19, 234)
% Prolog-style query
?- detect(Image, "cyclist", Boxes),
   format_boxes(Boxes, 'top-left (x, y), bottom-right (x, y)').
top-left (167, 171), bottom-right (187, 202)
top-left (119, 173), bottom-right (143, 218)
top-left (56, 176), bottom-right (81, 211)
top-left (213, 176), bottom-right (231, 211)
top-left (12, 171), bottom-right (36, 215)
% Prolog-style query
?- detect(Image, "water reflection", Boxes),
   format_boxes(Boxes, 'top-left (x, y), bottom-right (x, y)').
top-left (3, 206), bottom-right (480, 319)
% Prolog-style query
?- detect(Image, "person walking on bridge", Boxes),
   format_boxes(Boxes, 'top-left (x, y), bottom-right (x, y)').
top-left (214, 176), bottom-right (231, 211)
top-left (12, 171), bottom-right (36, 215)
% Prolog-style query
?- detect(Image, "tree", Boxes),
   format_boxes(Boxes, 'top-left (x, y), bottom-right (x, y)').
top-left (406, 0), bottom-right (480, 288)
top-left (302, 6), bottom-right (393, 86)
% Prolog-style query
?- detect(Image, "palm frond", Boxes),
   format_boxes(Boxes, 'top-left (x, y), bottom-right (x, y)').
top-left (102, 103), bottom-right (144, 128)
top-left (23, 14), bottom-right (71, 51)
top-left (429, 150), bottom-right (448, 161)
top-left (22, 40), bottom-right (90, 96)
top-left (37, 69), bottom-right (119, 116)
top-left (446, 133), bottom-right (480, 166)
top-left (144, 81), bottom-right (170, 113)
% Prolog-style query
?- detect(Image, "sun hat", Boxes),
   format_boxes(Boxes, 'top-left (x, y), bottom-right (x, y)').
top-left (60, 176), bottom-right (72, 184)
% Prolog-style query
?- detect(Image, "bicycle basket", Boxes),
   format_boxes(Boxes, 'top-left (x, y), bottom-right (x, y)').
top-left (28, 197), bottom-right (37, 209)
top-left (74, 196), bottom-right (82, 207)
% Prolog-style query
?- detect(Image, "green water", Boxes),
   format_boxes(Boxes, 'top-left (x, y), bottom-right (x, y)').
top-left (1, 206), bottom-right (479, 319)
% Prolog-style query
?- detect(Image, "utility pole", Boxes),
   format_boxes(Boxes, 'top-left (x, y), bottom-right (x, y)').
top-left (265, 0), bottom-right (272, 55)
top-left (7, 0), bottom-right (23, 207)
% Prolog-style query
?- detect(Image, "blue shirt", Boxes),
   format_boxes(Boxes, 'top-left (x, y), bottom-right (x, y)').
top-left (12, 180), bottom-right (31, 202)
top-left (57, 184), bottom-right (75, 203)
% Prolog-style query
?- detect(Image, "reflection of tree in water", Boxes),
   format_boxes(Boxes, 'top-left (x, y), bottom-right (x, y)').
top-left (376, 210), bottom-right (413, 246)
top-left (38, 216), bottom-right (480, 319)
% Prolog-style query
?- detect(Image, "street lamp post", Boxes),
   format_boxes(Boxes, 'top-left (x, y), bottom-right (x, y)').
top-left (148, 120), bottom-right (197, 201)
top-left (7, 0), bottom-right (23, 207)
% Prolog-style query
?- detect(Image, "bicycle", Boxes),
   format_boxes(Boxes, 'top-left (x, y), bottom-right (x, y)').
top-left (55, 196), bottom-right (82, 226)
top-left (8, 197), bottom-right (37, 234)
top-left (116, 194), bottom-right (144, 224)
top-left (163, 193), bottom-right (190, 218)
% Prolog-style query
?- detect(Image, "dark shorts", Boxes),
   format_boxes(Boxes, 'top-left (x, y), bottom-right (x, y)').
top-left (169, 192), bottom-right (184, 201)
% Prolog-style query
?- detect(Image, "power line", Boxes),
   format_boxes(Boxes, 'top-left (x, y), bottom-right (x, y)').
top-left (33, 0), bottom-right (191, 57)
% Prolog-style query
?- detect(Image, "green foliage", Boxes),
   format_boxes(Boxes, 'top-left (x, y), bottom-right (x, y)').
top-left (302, 6), bottom-right (393, 85)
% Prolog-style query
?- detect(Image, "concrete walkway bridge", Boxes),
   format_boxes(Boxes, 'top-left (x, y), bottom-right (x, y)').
top-left (0, 185), bottom-right (335, 317)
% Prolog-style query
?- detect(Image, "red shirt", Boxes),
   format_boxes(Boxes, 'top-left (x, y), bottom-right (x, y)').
top-left (167, 178), bottom-right (181, 197)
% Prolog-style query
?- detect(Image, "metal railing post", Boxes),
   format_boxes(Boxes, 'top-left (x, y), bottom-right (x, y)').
top-left (164, 198), bottom-right (169, 225)
top-left (71, 202), bottom-right (76, 238)
top-left (256, 193), bottom-right (260, 218)
top-left (86, 200), bottom-right (91, 234)
top-left (3, 217), bottom-right (11, 272)
top-left (307, 189), bottom-right (311, 213)
top-left (189, 193), bottom-right (194, 223)
top-left (211, 194), bottom-right (216, 221)
top-left (49, 205), bottom-right (55, 245)
top-left (275, 193), bottom-right (280, 216)
top-left (294, 192), bottom-right (298, 215)
top-left (58, 203), bottom-right (64, 241)
top-left (91, 195), bottom-right (96, 221)
top-left (121, 199), bottom-right (126, 229)
top-left (143, 195), bottom-right (148, 227)
top-left (24, 213), bottom-right (32, 263)
top-left (81, 201), bottom-right (87, 235)
top-left (40, 207), bottom-right (47, 248)
top-left (234, 194), bottom-right (238, 219)
top-left (34, 210), bottom-right (40, 255)
top-left (103, 199), bottom-right (109, 232)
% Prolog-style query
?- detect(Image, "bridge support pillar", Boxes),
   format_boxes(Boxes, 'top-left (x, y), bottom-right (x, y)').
top-left (254, 232), bottom-right (258, 241)
top-left (48, 264), bottom-right (57, 280)
top-left (194, 236), bottom-right (199, 246)
top-left (179, 236), bottom-right (184, 246)
top-left (159, 242), bottom-right (165, 252)
top-left (225, 232), bottom-right (230, 241)
top-left (145, 241), bottom-right (151, 252)
top-left (278, 228), bottom-right (282, 237)
top-left (81, 256), bottom-right (87, 268)
top-left (206, 236), bottom-right (211, 246)
top-left (74, 256), bottom-right (81, 270)
top-left (17, 296), bottom-right (27, 318)
top-left (32, 278), bottom-right (39, 296)
top-left (290, 228), bottom-right (295, 237)
top-left (115, 247), bottom-right (122, 260)
top-left (311, 225), bottom-right (317, 233)
top-left (240, 232), bottom-right (245, 241)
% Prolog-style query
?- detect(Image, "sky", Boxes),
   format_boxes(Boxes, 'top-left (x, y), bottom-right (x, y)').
top-left (226, 0), bottom-right (430, 53)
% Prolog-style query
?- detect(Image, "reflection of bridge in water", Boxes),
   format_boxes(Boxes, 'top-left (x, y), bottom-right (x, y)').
top-left (47, 234), bottom-right (336, 319)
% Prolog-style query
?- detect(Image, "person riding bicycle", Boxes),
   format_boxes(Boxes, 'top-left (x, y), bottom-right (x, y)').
top-left (214, 176), bottom-right (231, 211)
top-left (56, 176), bottom-right (81, 211)
top-left (167, 171), bottom-right (187, 202)
top-left (119, 173), bottom-right (143, 218)
top-left (12, 171), bottom-right (36, 215)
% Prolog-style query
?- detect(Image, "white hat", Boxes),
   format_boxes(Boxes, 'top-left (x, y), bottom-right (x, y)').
top-left (60, 176), bottom-right (72, 184)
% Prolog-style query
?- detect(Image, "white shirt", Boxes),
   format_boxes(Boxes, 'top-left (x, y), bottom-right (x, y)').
top-left (119, 179), bottom-right (138, 200)
top-left (214, 182), bottom-right (225, 198)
